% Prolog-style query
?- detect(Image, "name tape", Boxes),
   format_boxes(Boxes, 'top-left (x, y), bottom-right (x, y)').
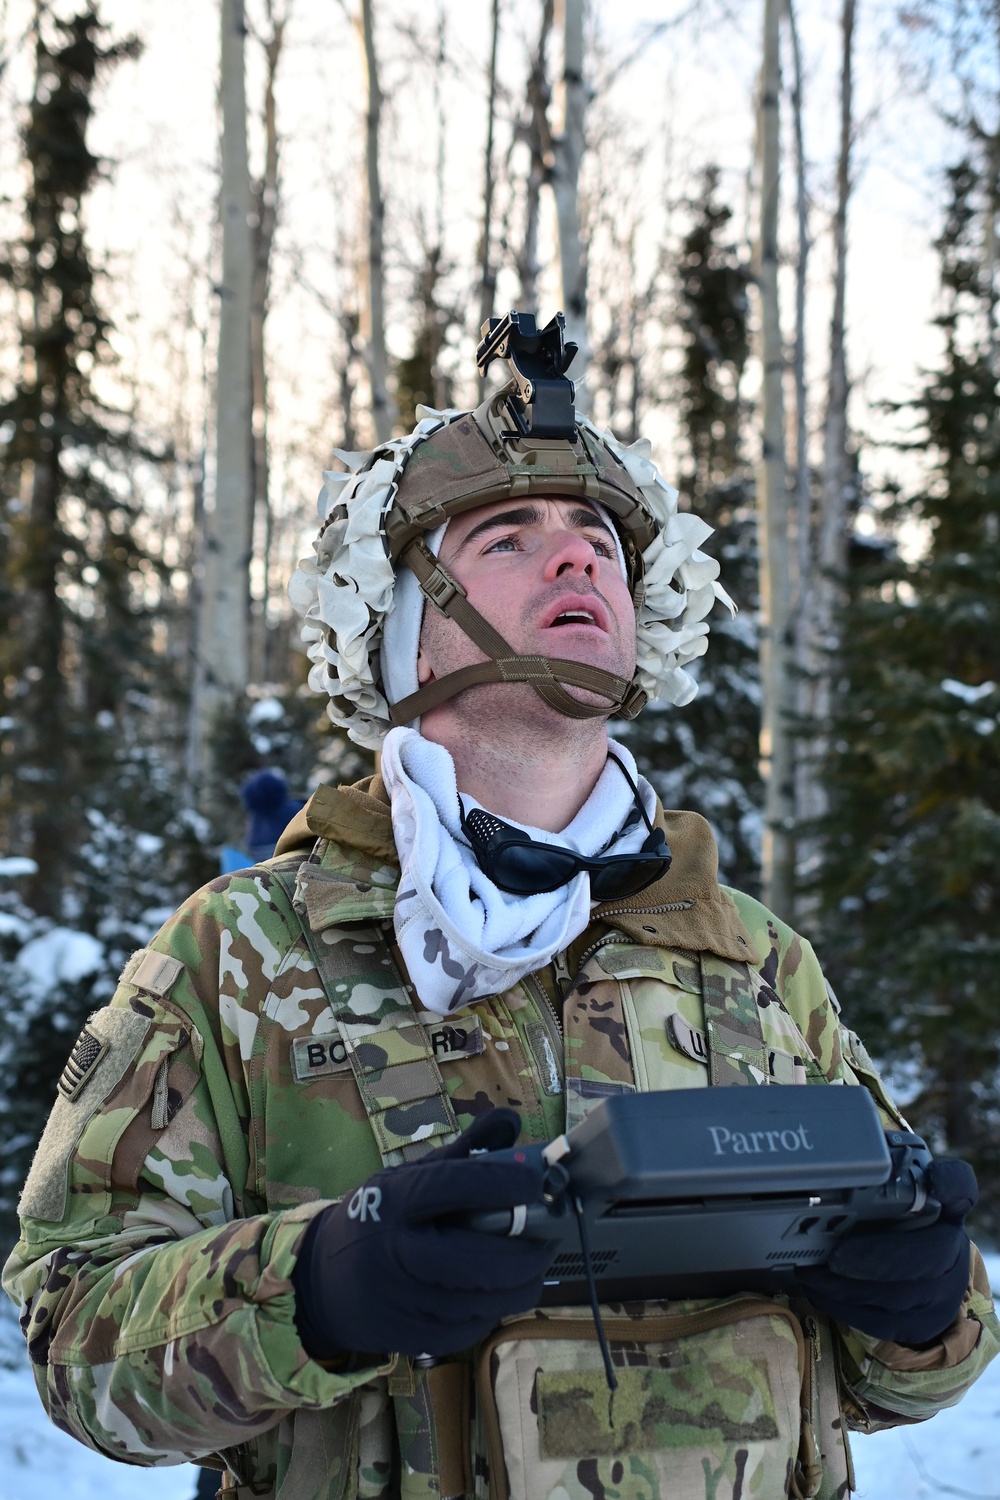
top-left (291, 1016), bottom-right (484, 1082)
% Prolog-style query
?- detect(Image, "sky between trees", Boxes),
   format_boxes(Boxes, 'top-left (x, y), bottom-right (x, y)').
top-left (0, 0), bottom-right (984, 572)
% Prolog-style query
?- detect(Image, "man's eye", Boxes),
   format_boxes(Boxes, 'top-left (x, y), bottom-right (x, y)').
top-left (485, 536), bottom-right (518, 553)
top-left (589, 536), bottom-right (613, 558)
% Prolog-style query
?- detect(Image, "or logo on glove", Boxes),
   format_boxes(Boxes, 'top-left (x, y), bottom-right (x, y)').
top-left (292, 1110), bottom-right (551, 1360)
top-left (346, 1186), bottom-right (382, 1223)
top-left (798, 1157), bottom-right (978, 1346)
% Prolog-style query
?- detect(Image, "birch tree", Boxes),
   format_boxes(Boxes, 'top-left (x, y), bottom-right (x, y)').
top-left (794, 0), bottom-right (855, 862)
top-left (358, 0), bottom-right (396, 442)
top-left (754, 0), bottom-right (795, 917)
top-left (786, 0), bottom-right (822, 888)
top-left (0, 11), bottom-right (144, 914)
top-left (395, 8), bottom-right (455, 426)
top-left (192, 0), bottom-right (255, 781)
top-left (477, 0), bottom-right (501, 397)
top-left (249, 0), bottom-right (288, 683)
top-left (551, 0), bottom-right (590, 408)
top-left (786, 0), bottom-right (810, 647)
top-left (516, 0), bottom-right (555, 313)
top-left (816, 0), bottom-right (856, 712)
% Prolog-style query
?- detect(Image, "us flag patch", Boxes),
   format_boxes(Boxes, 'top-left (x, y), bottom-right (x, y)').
top-left (58, 1025), bottom-right (108, 1102)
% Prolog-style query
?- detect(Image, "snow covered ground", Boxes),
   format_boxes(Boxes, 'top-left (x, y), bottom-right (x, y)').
top-left (2, 1256), bottom-right (999, 1499)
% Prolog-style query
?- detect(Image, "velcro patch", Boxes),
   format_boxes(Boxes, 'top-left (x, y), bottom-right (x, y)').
top-left (596, 946), bottom-right (670, 980)
top-left (58, 1025), bottom-right (109, 1101)
top-left (536, 1358), bottom-right (778, 1458)
top-left (526, 1021), bottom-right (562, 1095)
top-left (127, 949), bottom-right (186, 999)
top-left (19, 1004), bottom-right (152, 1223)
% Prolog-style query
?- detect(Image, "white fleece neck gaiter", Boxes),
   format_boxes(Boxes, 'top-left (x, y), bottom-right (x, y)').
top-left (380, 727), bottom-right (656, 1015)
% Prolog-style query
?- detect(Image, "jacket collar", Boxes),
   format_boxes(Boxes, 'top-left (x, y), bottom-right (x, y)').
top-left (275, 773), bottom-right (758, 964)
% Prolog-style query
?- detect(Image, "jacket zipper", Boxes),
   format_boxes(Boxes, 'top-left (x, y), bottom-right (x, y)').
top-left (549, 949), bottom-right (573, 1002)
top-left (596, 898), bottom-right (694, 919)
top-left (576, 931), bottom-right (627, 971)
top-left (572, 916), bottom-right (694, 985)
top-left (525, 973), bottom-right (563, 1040)
top-left (476, 1297), bottom-right (809, 1500)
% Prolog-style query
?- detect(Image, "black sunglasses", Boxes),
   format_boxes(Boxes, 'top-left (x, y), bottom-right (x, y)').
top-left (459, 755), bottom-right (671, 901)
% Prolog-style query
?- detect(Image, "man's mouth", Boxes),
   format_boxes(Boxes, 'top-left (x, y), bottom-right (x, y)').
top-left (541, 596), bottom-right (610, 632)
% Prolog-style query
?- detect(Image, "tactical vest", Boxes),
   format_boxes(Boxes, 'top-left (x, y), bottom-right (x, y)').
top-left (256, 857), bottom-right (855, 1500)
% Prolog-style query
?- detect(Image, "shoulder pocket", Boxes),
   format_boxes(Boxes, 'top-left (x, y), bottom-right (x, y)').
top-left (19, 991), bottom-right (197, 1226)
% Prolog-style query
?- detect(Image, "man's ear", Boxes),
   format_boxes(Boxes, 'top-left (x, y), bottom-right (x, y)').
top-left (417, 642), bottom-right (435, 686)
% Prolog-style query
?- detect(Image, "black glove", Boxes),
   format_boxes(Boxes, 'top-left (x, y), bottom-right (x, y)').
top-left (798, 1157), bottom-right (977, 1346)
top-left (292, 1109), bottom-right (550, 1360)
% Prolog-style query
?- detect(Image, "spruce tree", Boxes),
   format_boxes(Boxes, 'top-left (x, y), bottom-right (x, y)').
top-left (0, 8), bottom-right (148, 917)
top-left (816, 153), bottom-right (1000, 1234)
top-left (622, 170), bottom-right (762, 894)
top-left (0, 10), bottom-right (213, 1246)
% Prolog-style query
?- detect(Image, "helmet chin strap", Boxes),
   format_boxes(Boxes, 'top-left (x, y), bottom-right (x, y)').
top-left (387, 538), bottom-right (647, 728)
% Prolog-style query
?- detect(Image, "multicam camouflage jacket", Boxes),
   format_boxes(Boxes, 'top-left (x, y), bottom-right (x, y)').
top-left (4, 775), bottom-right (998, 1500)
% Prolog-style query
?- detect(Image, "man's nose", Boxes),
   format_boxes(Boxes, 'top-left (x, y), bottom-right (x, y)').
top-left (542, 530), bottom-right (599, 582)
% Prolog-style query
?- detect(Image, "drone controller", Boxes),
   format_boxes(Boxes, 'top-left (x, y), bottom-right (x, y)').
top-left (460, 1086), bottom-right (938, 1303)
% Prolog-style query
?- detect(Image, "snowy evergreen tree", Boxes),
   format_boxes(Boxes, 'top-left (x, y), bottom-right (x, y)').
top-left (0, 8), bottom-right (156, 915)
top-left (815, 154), bottom-right (1000, 1234)
top-left (622, 171), bottom-right (762, 895)
top-left (0, 10), bottom-right (215, 1244)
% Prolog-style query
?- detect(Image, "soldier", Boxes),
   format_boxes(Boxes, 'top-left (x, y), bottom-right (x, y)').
top-left (5, 312), bottom-right (998, 1500)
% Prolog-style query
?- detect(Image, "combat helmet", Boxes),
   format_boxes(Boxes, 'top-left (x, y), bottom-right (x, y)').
top-left (289, 311), bottom-right (732, 751)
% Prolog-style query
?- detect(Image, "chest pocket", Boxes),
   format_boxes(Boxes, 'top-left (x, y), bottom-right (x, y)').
top-left (590, 943), bottom-right (824, 1094)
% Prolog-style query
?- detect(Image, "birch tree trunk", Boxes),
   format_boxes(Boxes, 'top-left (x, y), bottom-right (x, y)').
top-left (985, 122), bottom-right (1000, 379)
top-left (359, 0), bottom-right (396, 443)
top-left (786, 0), bottom-right (820, 886)
top-left (193, 0), bottom-right (254, 781)
top-left (787, 0), bottom-right (810, 624)
top-left (250, 3), bottom-right (285, 684)
top-left (551, 0), bottom-right (590, 411)
top-left (337, 302), bottom-right (360, 451)
top-left (430, 7), bottom-right (447, 410)
top-left (755, 0), bottom-right (795, 918)
top-left (477, 0), bottom-right (501, 398)
top-left (516, 0), bottom-right (555, 314)
top-left (809, 0), bottom-right (855, 808)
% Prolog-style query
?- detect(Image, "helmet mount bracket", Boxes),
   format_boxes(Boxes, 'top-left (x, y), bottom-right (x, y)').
top-left (477, 310), bottom-right (579, 441)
